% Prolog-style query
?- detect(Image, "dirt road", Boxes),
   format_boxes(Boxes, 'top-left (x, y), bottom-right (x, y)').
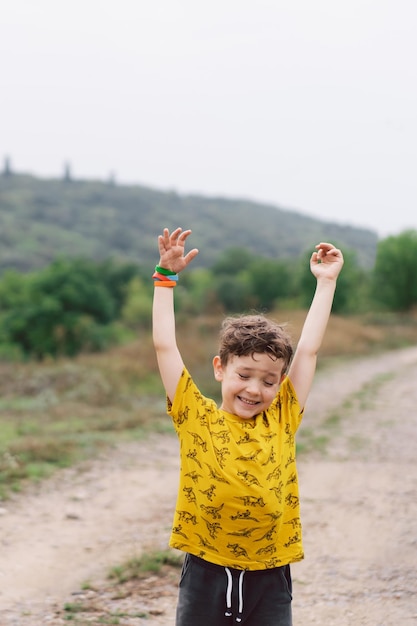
top-left (1, 346), bottom-right (416, 625)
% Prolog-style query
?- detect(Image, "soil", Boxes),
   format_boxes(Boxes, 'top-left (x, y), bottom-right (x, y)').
top-left (1, 346), bottom-right (417, 625)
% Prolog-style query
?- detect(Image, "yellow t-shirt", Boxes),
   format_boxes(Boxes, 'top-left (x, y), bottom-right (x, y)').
top-left (167, 367), bottom-right (304, 570)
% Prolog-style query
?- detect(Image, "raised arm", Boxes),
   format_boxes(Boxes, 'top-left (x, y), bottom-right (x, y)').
top-left (152, 228), bottom-right (199, 402)
top-left (288, 242), bottom-right (344, 410)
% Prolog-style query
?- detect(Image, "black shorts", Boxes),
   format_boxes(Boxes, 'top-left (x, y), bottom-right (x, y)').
top-left (176, 554), bottom-right (293, 626)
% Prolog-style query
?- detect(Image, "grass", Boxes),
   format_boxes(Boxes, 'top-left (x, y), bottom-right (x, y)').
top-left (0, 336), bottom-right (168, 498)
top-left (296, 369), bottom-right (397, 456)
top-left (61, 548), bottom-right (183, 624)
top-left (63, 600), bottom-right (149, 623)
top-left (1, 309), bottom-right (417, 498)
top-left (63, 608), bottom-right (148, 624)
top-left (63, 601), bottom-right (149, 623)
top-left (108, 548), bottom-right (184, 584)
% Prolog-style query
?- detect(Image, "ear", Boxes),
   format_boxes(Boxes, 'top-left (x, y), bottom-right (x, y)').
top-left (213, 355), bottom-right (224, 381)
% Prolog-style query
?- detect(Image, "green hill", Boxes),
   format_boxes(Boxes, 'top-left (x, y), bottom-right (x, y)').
top-left (0, 173), bottom-right (378, 273)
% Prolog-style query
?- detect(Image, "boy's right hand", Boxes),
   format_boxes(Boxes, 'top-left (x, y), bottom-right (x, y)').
top-left (157, 227), bottom-right (199, 274)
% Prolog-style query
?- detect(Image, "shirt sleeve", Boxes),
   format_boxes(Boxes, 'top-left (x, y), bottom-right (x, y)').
top-left (166, 367), bottom-right (217, 432)
top-left (276, 375), bottom-right (304, 433)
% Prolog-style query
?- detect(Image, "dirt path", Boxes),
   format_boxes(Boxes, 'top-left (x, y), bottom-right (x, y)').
top-left (1, 346), bottom-right (417, 625)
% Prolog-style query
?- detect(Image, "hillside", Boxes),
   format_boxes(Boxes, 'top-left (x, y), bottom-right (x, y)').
top-left (0, 173), bottom-right (378, 273)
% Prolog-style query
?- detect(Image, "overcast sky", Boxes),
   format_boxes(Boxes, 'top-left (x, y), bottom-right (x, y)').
top-left (2, 0), bottom-right (416, 237)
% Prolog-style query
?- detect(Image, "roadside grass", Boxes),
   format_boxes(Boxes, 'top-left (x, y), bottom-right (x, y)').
top-left (61, 548), bottom-right (183, 624)
top-left (63, 602), bottom-right (148, 624)
top-left (296, 371), bottom-right (394, 456)
top-left (0, 333), bottom-right (168, 499)
top-left (108, 548), bottom-right (184, 584)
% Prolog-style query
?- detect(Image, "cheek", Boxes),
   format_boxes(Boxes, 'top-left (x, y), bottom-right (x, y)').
top-left (224, 378), bottom-right (244, 395)
top-left (227, 379), bottom-right (242, 392)
top-left (264, 386), bottom-right (279, 401)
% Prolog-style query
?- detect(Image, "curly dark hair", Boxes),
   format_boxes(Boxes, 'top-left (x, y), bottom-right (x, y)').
top-left (218, 314), bottom-right (293, 372)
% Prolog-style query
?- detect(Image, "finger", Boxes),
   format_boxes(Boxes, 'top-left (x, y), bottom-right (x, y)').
top-left (161, 228), bottom-right (172, 248)
top-left (322, 246), bottom-right (342, 258)
top-left (315, 243), bottom-right (340, 260)
top-left (184, 248), bottom-right (199, 265)
top-left (315, 242), bottom-right (336, 252)
top-left (158, 234), bottom-right (167, 254)
top-left (179, 229), bottom-right (193, 245)
top-left (169, 227), bottom-right (183, 244)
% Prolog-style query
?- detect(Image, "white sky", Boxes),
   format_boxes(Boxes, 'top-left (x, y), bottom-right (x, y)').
top-left (1, 0), bottom-right (416, 237)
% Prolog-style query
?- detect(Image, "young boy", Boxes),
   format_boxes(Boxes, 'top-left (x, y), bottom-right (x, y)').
top-left (152, 227), bottom-right (344, 626)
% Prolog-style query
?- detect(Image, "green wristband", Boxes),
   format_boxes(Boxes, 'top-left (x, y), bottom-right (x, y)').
top-left (155, 265), bottom-right (177, 276)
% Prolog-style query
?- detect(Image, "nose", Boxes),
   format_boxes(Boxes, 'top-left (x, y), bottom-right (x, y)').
top-left (245, 379), bottom-right (262, 396)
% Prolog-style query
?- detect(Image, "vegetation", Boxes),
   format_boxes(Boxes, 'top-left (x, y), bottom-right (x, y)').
top-left (372, 230), bottom-right (417, 311)
top-left (0, 173), bottom-right (377, 274)
top-left (108, 548), bottom-right (183, 583)
top-left (0, 258), bottom-right (141, 359)
top-left (63, 602), bottom-right (148, 623)
top-left (296, 370), bottom-right (393, 455)
top-left (0, 335), bottom-right (166, 499)
top-left (62, 548), bottom-right (183, 623)
top-left (0, 226), bottom-right (416, 360)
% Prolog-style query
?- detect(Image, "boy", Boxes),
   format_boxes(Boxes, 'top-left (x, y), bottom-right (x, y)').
top-left (152, 227), bottom-right (344, 626)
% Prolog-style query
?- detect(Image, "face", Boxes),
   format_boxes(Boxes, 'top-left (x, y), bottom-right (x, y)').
top-left (213, 353), bottom-right (285, 420)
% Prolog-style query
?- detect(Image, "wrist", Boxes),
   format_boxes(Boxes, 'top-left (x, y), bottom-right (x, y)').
top-left (153, 265), bottom-right (178, 287)
top-left (155, 264), bottom-right (177, 276)
top-left (314, 276), bottom-right (337, 293)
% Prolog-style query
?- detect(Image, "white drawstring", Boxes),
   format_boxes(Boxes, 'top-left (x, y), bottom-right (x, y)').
top-left (236, 570), bottom-right (245, 622)
top-left (225, 567), bottom-right (245, 622)
top-left (225, 567), bottom-right (233, 617)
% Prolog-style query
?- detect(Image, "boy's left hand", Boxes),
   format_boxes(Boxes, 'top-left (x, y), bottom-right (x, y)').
top-left (310, 242), bottom-right (344, 280)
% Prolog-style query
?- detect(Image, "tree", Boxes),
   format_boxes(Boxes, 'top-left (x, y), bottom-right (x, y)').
top-left (63, 161), bottom-right (72, 182)
top-left (176, 268), bottom-right (219, 314)
top-left (98, 260), bottom-right (140, 316)
top-left (372, 230), bottom-right (417, 311)
top-left (0, 258), bottom-right (138, 358)
top-left (3, 156), bottom-right (12, 177)
top-left (121, 277), bottom-right (153, 328)
top-left (214, 273), bottom-right (253, 312)
top-left (247, 258), bottom-right (294, 310)
top-left (32, 258), bottom-right (116, 323)
top-left (211, 247), bottom-right (255, 275)
top-left (0, 270), bottom-right (28, 308)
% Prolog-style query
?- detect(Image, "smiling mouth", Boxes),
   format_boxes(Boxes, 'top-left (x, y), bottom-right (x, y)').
top-left (238, 396), bottom-right (259, 406)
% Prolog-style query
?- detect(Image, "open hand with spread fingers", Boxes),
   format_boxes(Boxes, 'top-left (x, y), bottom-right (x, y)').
top-left (157, 227), bottom-right (199, 274)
